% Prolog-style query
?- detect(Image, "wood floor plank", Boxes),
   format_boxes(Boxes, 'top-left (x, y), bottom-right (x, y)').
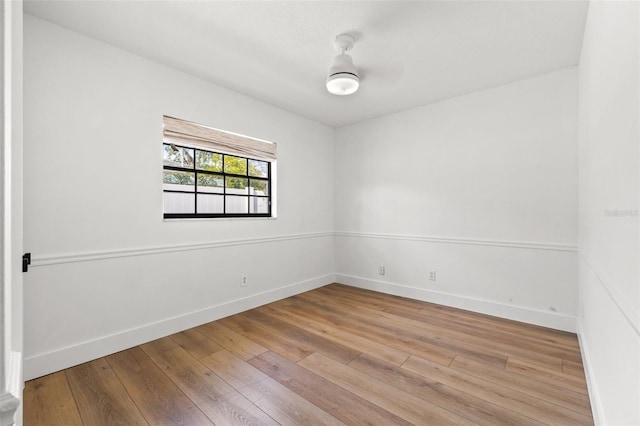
top-left (299, 352), bottom-right (476, 425)
top-left (219, 313), bottom-right (314, 362)
top-left (289, 294), bottom-right (457, 365)
top-left (386, 305), bottom-right (582, 362)
top-left (300, 290), bottom-right (562, 371)
top-left (169, 329), bottom-right (225, 360)
top-left (402, 354), bottom-right (593, 425)
top-left (332, 284), bottom-right (580, 350)
top-left (451, 355), bottom-right (591, 414)
top-left (195, 321), bottom-right (268, 361)
top-left (197, 390), bottom-right (279, 426)
top-left (257, 303), bottom-right (410, 366)
top-left (239, 377), bottom-right (346, 425)
top-left (106, 347), bottom-right (213, 425)
top-left (377, 314), bottom-right (510, 369)
top-left (419, 302), bottom-right (580, 349)
top-left (200, 350), bottom-right (268, 390)
top-left (322, 283), bottom-right (426, 312)
top-left (350, 353), bottom-right (543, 425)
top-left (563, 359), bottom-right (588, 379)
top-left (241, 309), bottom-right (361, 364)
top-left (145, 346), bottom-right (233, 404)
top-left (139, 335), bottom-right (179, 357)
top-left (506, 358), bottom-right (589, 394)
top-left (296, 291), bottom-right (507, 368)
top-left (250, 351), bottom-right (412, 426)
top-left (23, 371), bottom-right (83, 426)
top-left (65, 358), bottom-right (148, 425)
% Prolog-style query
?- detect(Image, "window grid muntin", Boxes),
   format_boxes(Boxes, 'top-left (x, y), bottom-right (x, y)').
top-left (163, 143), bottom-right (271, 218)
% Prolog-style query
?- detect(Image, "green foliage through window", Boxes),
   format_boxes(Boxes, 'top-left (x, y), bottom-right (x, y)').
top-left (196, 151), bottom-right (222, 172)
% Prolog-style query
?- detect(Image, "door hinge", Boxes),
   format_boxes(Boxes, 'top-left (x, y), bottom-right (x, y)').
top-left (22, 253), bottom-right (31, 273)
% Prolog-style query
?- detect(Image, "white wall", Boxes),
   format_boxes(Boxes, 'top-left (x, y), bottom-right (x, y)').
top-left (578, 1), bottom-right (640, 424)
top-left (335, 68), bottom-right (579, 331)
top-left (22, 15), bottom-right (335, 380)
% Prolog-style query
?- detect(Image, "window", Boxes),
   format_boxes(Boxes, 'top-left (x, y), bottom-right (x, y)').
top-left (162, 116), bottom-right (276, 218)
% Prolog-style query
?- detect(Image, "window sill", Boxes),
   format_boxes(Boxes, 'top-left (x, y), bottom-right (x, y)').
top-left (163, 216), bottom-right (277, 222)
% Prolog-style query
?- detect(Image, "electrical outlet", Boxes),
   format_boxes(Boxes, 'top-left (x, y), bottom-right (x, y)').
top-left (378, 266), bottom-right (385, 276)
top-left (241, 275), bottom-right (248, 287)
top-left (428, 270), bottom-right (437, 281)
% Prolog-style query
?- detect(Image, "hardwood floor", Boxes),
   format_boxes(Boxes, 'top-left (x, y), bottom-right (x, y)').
top-left (24, 284), bottom-right (593, 425)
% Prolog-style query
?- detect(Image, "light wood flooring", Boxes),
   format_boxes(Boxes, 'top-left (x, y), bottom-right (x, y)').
top-left (24, 283), bottom-right (593, 425)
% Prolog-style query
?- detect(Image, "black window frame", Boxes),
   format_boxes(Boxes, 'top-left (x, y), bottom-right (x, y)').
top-left (163, 143), bottom-right (272, 219)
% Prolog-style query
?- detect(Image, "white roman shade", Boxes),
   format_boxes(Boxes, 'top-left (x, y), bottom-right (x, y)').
top-left (163, 115), bottom-right (277, 162)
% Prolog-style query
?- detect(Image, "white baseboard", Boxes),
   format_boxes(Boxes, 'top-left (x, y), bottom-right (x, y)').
top-left (336, 274), bottom-right (577, 332)
top-left (576, 319), bottom-right (604, 425)
top-left (0, 392), bottom-right (20, 426)
top-left (0, 351), bottom-right (22, 426)
top-left (24, 274), bottom-right (335, 380)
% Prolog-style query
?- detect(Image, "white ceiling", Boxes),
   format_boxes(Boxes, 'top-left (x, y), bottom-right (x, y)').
top-left (24, 1), bottom-right (589, 128)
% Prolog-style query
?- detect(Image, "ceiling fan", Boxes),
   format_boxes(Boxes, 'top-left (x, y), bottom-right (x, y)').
top-left (326, 34), bottom-right (360, 96)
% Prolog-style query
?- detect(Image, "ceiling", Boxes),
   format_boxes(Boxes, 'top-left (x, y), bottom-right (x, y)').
top-left (24, 1), bottom-right (589, 128)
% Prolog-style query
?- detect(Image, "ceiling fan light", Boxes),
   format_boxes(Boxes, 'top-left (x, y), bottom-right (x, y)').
top-left (326, 52), bottom-right (359, 96)
top-left (326, 73), bottom-right (359, 95)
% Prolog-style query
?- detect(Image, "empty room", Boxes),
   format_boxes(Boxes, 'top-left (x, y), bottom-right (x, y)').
top-left (1, 0), bottom-right (638, 425)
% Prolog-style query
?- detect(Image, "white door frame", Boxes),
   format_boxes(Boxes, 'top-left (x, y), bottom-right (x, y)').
top-left (1, 1), bottom-right (23, 425)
